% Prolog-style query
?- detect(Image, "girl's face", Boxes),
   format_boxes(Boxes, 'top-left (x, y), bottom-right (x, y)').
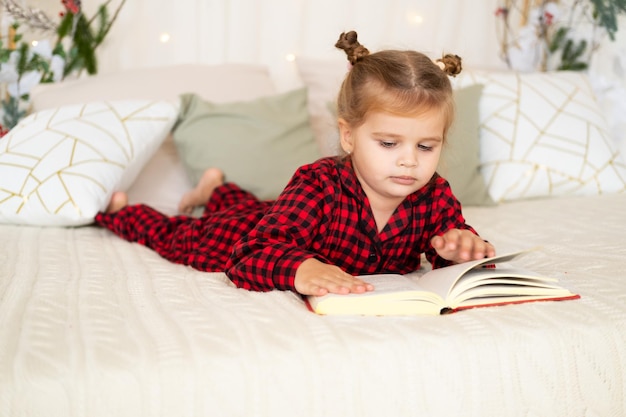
top-left (338, 108), bottom-right (445, 207)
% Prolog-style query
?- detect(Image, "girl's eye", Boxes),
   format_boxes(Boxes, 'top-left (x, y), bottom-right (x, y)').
top-left (418, 144), bottom-right (433, 151)
top-left (380, 141), bottom-right (396, 148)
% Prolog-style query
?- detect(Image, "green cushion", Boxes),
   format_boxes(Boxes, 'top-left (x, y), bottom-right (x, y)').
top-left (173, 88), bottom-right (321, 200)
top-left (438, 84), bottom-right (496, 206)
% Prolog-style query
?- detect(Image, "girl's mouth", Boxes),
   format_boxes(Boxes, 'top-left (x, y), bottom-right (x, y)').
top-left (390, 176), bottom-right (417, 185)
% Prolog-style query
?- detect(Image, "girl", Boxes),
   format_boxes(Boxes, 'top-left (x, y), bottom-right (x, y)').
top-left (96, 30), bottom-right (495, 297)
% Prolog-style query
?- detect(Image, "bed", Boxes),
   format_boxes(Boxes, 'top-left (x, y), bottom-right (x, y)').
top-left (1, 63), bottom-right (625, 417)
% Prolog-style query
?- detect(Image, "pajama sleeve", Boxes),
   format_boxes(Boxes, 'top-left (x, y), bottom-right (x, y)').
top-left (424, 178), bottom-right (478, 269)
top-left (225, 165), bottom-right (331, 292)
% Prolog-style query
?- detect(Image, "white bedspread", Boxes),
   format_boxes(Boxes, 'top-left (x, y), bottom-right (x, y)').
top-left (1, 193), bottom-right (625, 417)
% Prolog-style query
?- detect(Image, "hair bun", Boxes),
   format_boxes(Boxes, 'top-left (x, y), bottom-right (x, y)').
top-left (335, 31), bottom-right (370, 65)
top-left (435, 54), bottom-right (462, 77)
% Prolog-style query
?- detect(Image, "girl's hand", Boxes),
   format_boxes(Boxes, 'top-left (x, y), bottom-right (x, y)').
top-left (294, 258), bottom-right (374, 296)
top-left (431, 229), bottom-right (496, 264)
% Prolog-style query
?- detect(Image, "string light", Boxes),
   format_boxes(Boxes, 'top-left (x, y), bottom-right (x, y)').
top-left (159, 32), bottom-right (171, 43)
top-left (285, 53), bottom-right (296, 62)
top-left (407, 12), bottom-right (424, 25)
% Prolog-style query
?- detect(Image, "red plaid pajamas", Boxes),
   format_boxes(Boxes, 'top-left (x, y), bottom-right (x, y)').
top-left (95, 183), bottom-right (272, 270)
top-left (96, 157), bottom-right (476, 292)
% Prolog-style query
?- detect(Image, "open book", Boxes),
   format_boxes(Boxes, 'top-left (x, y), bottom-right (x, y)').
top-left (307, 249), bottom-right (580, 316)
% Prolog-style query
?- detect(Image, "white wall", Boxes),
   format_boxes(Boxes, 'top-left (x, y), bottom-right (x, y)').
top-left (8, 0), bottom-right (626, 157)
top-left (9, 0), bottom-right (625, 91)
top-left (17, 0), bottom-right (506, 90)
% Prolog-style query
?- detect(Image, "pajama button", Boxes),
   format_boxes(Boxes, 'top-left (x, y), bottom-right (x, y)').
top-left (368, 253), bottom-right (377, 263)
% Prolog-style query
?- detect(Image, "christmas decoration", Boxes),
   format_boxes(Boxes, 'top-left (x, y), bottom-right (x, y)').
top-left (0, 0), bottom-right (126, 130)
top-left (495, 0), bottom-right (626, 72)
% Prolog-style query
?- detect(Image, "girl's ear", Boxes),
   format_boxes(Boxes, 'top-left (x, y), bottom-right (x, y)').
top-left (338, 118), bottom-right (354, 154)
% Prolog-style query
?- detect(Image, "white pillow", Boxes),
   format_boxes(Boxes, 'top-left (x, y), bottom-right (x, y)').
top-left (0, 99), bottom-right (179, 226)
top-left (30, 64), bottom-right (278, 216)
top-left (453, 70), bottom-right (626, 202)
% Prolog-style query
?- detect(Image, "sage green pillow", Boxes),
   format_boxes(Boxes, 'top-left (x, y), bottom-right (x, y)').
top-left (438, 84), bottom-right (496, 206)
top-left (173, 88), bottom-right (321, 200)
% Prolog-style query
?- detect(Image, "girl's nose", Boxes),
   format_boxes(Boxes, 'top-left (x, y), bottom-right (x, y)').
top-left (398, 150), bottom-right (418, 167)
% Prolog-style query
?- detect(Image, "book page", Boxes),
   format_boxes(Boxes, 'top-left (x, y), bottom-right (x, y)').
top-left (307, 248), bottom-right (578, 315)
top-left (416, 249), bottom-right (578, 309)
top-left (416, 250), bottom-right (531, 299)
top-left (307, 273), bottom-right (445, 316)
top-left (448, 265), bottom-right (559, 300)
top-left (312, 273), bottom-right (425, 301)
top-left (357, 273), bottom-right (422, 294)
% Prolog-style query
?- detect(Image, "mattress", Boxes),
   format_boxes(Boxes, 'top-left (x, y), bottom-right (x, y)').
top-left (1, 192), bottom-right (625, 417)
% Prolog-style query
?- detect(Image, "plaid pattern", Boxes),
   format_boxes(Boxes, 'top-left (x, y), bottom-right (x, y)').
top-left (95, 157), bottom-right (476, 293)
top-left (225, 157), bottom-right (475, 291)
top-left (95, 184), bottom-right (272, 270)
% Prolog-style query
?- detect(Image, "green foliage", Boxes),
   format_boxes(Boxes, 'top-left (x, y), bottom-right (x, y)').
top-left (56, 10), bottom-right (74, 39)
top-left (559, 38), bottom-right (589, 70)
top-left (15, 42), bottom-right (28, 75)
top-left (55, 4), bottom-right (122, 78)
top-left (546, 0), bottom-right (625, 71)
top-left (0, 1), bottom-right (126, 130)
top-left (1, 96), bottom-right (26, 129)
top-left (548, 27), bottom-right (589, 70)
top-left (500, 0), bottom-right (626, 71)
top-left (589, 0), bottom-right (626, 40)
top-left (63, 12), bottom-right (98, 76)
top-left (0, 24), bottom-right (58, 128)
top-left (93, 5), bottom-right (110, 44)
top-left (548, 27), bottom-right (569, 53)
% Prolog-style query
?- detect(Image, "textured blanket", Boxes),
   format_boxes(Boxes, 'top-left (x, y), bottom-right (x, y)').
top-left (1, 193), bottom-right (625, 417)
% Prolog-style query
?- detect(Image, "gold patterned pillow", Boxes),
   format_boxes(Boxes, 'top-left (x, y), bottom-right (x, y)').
top-left (453, 70), bottom-right (626, 202)
top-left (0, 100), bottom-right (178, 226)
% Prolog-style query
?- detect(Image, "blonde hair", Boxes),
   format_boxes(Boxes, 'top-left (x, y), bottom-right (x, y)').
top-left (334, 31), bottom-right (462, 139)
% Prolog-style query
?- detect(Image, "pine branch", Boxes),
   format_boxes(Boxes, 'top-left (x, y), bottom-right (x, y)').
top-left (62, 13), bottom-right (98, 77)
top-left (56, 11), bottom-right (74, 39)
top-left (2, 96), bottom-right (26, 129)
top-left (588, 0), bottom-right (626, 40)
top-left (90, 0), bottom-right (126, 49)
